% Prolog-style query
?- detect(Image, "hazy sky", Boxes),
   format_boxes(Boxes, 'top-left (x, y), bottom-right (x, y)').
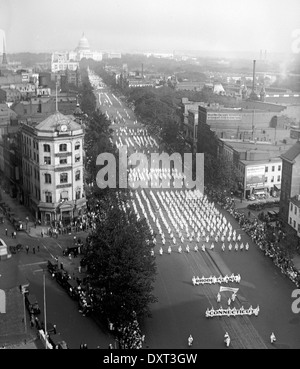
top-left (1, 0), bottom-right (300, 54)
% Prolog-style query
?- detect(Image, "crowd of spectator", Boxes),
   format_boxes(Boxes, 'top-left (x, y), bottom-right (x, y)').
top-left (206, 188), bottom-right (300, 287)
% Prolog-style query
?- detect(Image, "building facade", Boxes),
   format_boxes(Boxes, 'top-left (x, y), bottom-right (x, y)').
top-left (20, 111), bottom-right (86, 225)
top-left (280, 142), bottom-right (300, 223)
top-left (288, 196), bottom-right (300, 236)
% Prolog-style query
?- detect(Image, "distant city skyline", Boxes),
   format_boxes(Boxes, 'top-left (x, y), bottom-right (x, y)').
top-left (0, 0), bottom-right (300, 57)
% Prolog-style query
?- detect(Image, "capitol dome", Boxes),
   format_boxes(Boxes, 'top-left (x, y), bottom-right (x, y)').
top-left (76, 33), bottom-right (90, 51)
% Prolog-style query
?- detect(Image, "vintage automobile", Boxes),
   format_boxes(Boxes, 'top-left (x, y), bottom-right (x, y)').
top-left (48, 334), bottom-right (68, 349)
top-left (63, 245), bottom-right (79, 257)
top-left (47, 260), bottom-right (59, 276)
top-left (55, 269), bottom-right (71, 287)
top-left (65, 279), bottom-right (79, 299)
top-left (25, 293), bottom-right (41, 315)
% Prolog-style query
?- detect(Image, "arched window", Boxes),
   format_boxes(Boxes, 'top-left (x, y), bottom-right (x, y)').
top-left (75, 170), bottom-right (80, 181)
top-left (75, 141), bottom-right (80, 150)
top-left (59, 143), bottom-right (67, 152)
top-left (43, 144), bottom-right (50, 152)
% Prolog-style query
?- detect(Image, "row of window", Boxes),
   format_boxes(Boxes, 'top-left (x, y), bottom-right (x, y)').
top-left (45, 189), bottom-right (82, 203)
top-left (289, 217), bottom-right (300, 233)
top-left (265, 175), bottom-right (281, 183)
top-left (44, 155), bottom-right (81, 165)
top-left (290, 203), bottom-right (300, 217)
top-left (45, 171), bottom-right (81, 184)
top-left (43, 143), bottom-right (80, 152)
top-left (22, 135), bottom-right (81, 153)
top-left (266, 165), bottom-right (281, 172)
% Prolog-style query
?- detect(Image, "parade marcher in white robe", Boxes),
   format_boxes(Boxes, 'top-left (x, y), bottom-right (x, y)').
top-left (224, 332), bottom-right (230, 347)
top-left (159, 247), bottom-right (163, 255)
top-left (168, 246), bottom-right (172, 254)
top-left (217, 292), bottom-right (221, 303)
top-left (270, 332), bottom-right (276, 344)
top-left (188, 334), bottom-right (193, 347)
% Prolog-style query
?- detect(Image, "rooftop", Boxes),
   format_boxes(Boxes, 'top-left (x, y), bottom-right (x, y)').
top-left (290, 195), bottom-right (300, 208)
top-left (35, 111), bottom-right (82, 133)
top-left (280, 141), bottom-right (300, 162)
top-left (240, 157), bottom-right (282, 166)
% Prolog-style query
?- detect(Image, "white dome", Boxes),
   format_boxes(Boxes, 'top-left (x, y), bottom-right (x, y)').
top-left (76, 33), bottom-right (90, 51)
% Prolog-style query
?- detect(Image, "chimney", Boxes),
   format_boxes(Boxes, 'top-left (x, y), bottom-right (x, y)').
top-left (141, 63), bottom-right (144, 80)
top-left (2, 34), bottom-right (8, 65)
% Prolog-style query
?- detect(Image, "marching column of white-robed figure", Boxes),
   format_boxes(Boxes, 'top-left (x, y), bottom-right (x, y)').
top-left (188, 334), bottom-right (193, 347)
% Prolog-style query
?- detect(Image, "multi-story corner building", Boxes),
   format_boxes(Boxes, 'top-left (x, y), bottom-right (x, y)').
top-left (280, 141), bottom-right (300, 223)
top-left (20, 111), bottom-right (86, 225)
top-left (288, 195), bottom-right (300, 236)
top-left (217, 139), bottom-right (292, 199)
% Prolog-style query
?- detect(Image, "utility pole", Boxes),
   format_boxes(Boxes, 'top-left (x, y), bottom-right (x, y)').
top-left (21, 287), bottom-right (27, 334)
top-left (43, 271), bottom-right (47, 349)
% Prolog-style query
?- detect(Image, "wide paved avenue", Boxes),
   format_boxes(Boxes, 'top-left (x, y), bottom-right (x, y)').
top-left (91, 73), bottom-right (300, 349)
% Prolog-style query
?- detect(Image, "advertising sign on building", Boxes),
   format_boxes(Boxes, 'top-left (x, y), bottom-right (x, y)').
top-left (246, 165), bottom-right (265, 189)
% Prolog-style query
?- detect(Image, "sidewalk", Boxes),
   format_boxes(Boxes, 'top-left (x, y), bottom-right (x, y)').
top-left (2, 338), bottom-right (38, 349)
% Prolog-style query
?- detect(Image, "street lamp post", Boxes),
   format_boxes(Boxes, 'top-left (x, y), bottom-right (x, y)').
top-left (33, 268), bottom-right (48, 349)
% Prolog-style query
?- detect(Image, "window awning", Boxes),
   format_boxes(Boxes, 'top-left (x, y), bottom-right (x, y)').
top-left (274, 184), bottom-right (281, 190)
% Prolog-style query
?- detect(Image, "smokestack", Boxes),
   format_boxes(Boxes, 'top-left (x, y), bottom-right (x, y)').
top-left (264, 50), bottom-right (267, 61)
top-left (252, 60), bottom-right (256, 93)
top-left (141, 63), bottom-right (143, 79)
top-left (2, 34), bottom-right (8, 65)
top-left (260, 50), bottom-right (262, 60)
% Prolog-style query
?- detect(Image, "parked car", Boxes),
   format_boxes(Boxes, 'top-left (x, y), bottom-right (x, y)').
top-left (25, 293), bottom-right (41, 315)
top-left (48, 334), bottom-right (68, 349)
top-left (47, 260), bottom-right (59, 276)
top-left (248, 195), bottom-right (256, 201)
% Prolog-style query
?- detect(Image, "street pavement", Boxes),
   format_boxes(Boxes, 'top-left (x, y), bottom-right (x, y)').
top-left (92, 79), bottom-right (300, 349)
top-left (0, 189), bottom-right (114, 349)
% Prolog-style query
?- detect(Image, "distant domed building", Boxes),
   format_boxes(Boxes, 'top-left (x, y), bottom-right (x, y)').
top-left (75, 33), bottom-right (90, 52)
top-left (69, 33), bottom-right (102, 62)
top-left (51, 33), bottom-right (102, 72)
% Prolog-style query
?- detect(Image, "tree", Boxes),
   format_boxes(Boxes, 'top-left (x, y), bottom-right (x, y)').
top-left (82, 191), bottom-right (157, 334)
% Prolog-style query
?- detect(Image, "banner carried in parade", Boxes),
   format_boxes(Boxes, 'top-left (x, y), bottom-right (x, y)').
top-left (205, 305), bottom-right (260, 318)
top-left (192, 273), bottom-right (241, 286)
top-left (219, 287), bottom-right (239, 294)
